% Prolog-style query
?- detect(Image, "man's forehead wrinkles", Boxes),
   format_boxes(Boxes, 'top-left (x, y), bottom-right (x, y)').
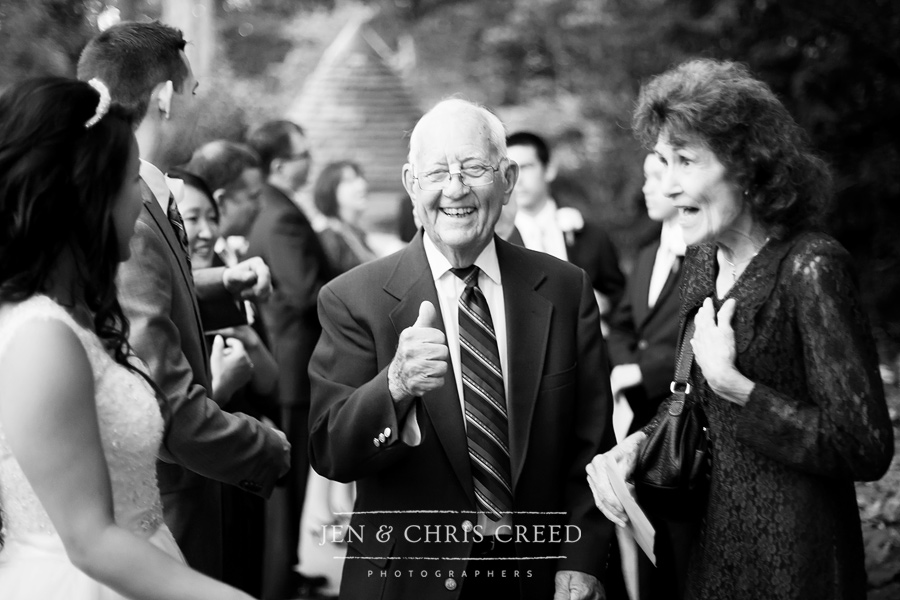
top-left (418, 144), bottom-right (491, 164)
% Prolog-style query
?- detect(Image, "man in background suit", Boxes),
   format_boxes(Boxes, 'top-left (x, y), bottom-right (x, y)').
top-left (246, 120), bottom-right (334, 599)
top-left (605, 153), bottom-right (685, 600)
top-left (607, 153), bottom-right (685, 433)
top-left (506, 131), bottom-right (625, 322)
top-left (78, 21), bottom-right (291, 579)
top-left (309, 99), bottom-right (619, 600)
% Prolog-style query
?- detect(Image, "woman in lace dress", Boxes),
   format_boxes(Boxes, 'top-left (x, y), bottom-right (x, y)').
top-left (0, 78), bottom-right (255, 599)
top-left (587, 59), bottom-right (894, 599)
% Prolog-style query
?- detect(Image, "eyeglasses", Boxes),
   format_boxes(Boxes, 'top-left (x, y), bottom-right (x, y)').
top-left (414, 164), bottom-right (501, 191)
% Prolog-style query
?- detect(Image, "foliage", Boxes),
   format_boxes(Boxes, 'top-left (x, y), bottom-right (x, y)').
top-left (0, 0), bottom-right (93, 90)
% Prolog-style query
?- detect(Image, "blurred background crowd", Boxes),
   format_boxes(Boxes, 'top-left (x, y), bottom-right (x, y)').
top-left (3, 0), bottom-right (897, 365)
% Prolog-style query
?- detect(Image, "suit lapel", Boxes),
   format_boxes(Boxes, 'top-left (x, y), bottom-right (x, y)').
top-left (385, 234), bottom-right (474, 504)
top-left (633, 241), bottom-right (658, 327)
top-left (641, 242), bottom-right (683, 327)
top-left (142, 181), bottom-right (210, 374)
top-left (496, 239), bottom-right (552, 489)
top-left (143, 183), bottom-right (193, 290)
top-left (653, 260), bottom-right (682, 313)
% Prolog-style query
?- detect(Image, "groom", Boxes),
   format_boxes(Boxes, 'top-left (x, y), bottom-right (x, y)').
top-left (78, 21), bottom-right (291, 580)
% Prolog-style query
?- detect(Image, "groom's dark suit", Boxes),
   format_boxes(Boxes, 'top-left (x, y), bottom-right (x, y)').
top-left (117, 181), bottom-right (289, 577)
top-left (309, 232), bottom-right (618, 600)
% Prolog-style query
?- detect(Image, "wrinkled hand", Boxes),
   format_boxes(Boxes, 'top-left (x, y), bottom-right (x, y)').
top-left (223, 256), bottom-right (272, 302)
top-left (210, 335), bottom-right (254, 403)
top-left (388, 301), bottom-right (449, 402)
top-left (691, 297), bottom-right (738, 390)
top-left (586, 431), bottom-right (647, 527)
top-left (553, 570), bottom-right (604, 600)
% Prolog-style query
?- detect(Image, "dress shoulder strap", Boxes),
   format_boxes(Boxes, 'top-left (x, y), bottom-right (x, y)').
top-left (0, 295), bottom-right (88, 364)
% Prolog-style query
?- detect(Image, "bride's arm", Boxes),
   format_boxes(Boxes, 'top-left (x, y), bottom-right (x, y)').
top-left (0, 319), bottom-right (252, 600)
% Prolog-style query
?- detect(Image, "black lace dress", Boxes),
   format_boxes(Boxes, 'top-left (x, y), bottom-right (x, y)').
top-left (647, 231), bottom-right (894, 600)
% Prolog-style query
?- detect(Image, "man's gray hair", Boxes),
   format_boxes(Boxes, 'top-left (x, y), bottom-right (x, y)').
top-left (408, 98), bottom-right (507, 164)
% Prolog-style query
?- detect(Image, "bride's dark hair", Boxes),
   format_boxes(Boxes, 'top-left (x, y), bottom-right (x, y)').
top-left (0, 77), bottom-right (135, 361)
top-left (0, 77), bottom-right (137, 545)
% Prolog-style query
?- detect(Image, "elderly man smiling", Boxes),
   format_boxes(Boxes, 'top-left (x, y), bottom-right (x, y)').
top-left (309, 99), bottom-right (618, 600)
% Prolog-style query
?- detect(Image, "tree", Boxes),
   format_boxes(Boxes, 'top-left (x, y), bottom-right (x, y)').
top-left (0, 0), bottom-right (93, 90)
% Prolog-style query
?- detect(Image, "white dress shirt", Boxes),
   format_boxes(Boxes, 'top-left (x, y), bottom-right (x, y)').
top-left (647, 220), bottom-right (686, 309)
top-left (514, 198), bottom-right (569, 262)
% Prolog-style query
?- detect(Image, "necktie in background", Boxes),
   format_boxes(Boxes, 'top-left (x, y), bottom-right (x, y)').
top-left (452, 265), bottom-right (513, 521)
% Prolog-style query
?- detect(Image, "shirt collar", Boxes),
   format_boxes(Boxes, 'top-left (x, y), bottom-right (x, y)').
top-left (140, 159), bottom-right (184, 212)
top-left (423, 233), bottom-right (502, 287)
top-left (660, 219), bottom-right (687, 257)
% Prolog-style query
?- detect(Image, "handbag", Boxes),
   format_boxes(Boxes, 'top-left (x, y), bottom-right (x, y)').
top-left (631, 319), bottom-right (712, 521)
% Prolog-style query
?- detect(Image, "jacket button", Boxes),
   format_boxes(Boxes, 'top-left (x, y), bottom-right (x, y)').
top-left (384, 427), bottom-right (392, 437)
top-left (461, 519), bottom-right (473, 532)
top-left (378, 433), bottom-right (387, 443)
top-left (638, 339), bottom-right (649, 350)
top-left (373, 438), bottom-right (380, 447)
top-left (444, 578), bottom-right (457, 591)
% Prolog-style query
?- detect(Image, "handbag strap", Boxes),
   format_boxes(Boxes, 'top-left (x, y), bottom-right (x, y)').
top-left (672, 317), bottom-right (696, 391)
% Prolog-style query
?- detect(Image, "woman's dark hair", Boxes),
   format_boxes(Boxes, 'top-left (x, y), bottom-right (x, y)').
top-left (632, 59), bottom-right (832, 237)
top-left (313, 160), bottom-right (363, 220)
top-left (167, 167), bottom-right (220, 222)
top-left (0, 77), bottom-right (137, 363)
top-left (0, 76), bottom-right (140, 547)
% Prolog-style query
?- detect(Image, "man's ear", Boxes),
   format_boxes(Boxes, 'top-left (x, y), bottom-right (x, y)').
top-left (212, 188), bottom-right (227, 211)
top-left (501, 157), bottom-right (519, 196)
top-left (401, 163), bottom-right (417, 199)
top-left (156, 80), bottom-right (175, 120)
top-left (544, 160), bottom-right (558, 184)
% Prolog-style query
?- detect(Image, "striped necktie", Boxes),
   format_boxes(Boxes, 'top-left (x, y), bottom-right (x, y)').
top-left (166, 192), bottom-right (191, 269)
top-left (452, 265), bottom-right (512, 521)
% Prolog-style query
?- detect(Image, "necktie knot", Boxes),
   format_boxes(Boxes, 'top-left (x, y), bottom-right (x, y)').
top-left (451, 265), bottom-right (479, 287)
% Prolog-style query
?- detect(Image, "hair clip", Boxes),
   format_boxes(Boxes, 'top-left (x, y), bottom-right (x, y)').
top-left (84, 78), bottom-right (111, 129)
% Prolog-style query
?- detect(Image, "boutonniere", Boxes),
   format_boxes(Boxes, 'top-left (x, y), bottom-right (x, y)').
top-left (556, 207), bottom-right (584, 246)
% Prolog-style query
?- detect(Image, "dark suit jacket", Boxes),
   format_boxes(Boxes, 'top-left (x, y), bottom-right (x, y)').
top-left (606, 238), bottom-right (683, 432)
top-left (567, 219), bottom-right (626, 311)
top-left (246, 184), bottom-right (333, 409)
top-left (117, 182), bottom-right (289, 576)
top-left (308, 232), bottom-right (617, 600)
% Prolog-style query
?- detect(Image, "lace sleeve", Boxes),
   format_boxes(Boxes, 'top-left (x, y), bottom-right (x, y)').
top-left (734, 241), bottom-right (893, 481)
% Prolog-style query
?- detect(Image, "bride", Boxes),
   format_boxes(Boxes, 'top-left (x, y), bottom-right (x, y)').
top-left (0, 78), bottom-right (254, 599)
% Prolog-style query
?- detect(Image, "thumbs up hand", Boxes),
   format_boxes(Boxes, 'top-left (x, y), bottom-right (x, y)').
top-left (388, 300), bottom-right (450, 402)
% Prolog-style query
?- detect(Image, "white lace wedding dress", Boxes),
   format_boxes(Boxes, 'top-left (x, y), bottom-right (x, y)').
top-left (0, 295), bottom-right (183, 599)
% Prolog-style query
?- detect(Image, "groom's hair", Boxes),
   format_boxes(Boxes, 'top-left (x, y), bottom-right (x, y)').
top-left (77, 21), bottom-right (188, 124)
